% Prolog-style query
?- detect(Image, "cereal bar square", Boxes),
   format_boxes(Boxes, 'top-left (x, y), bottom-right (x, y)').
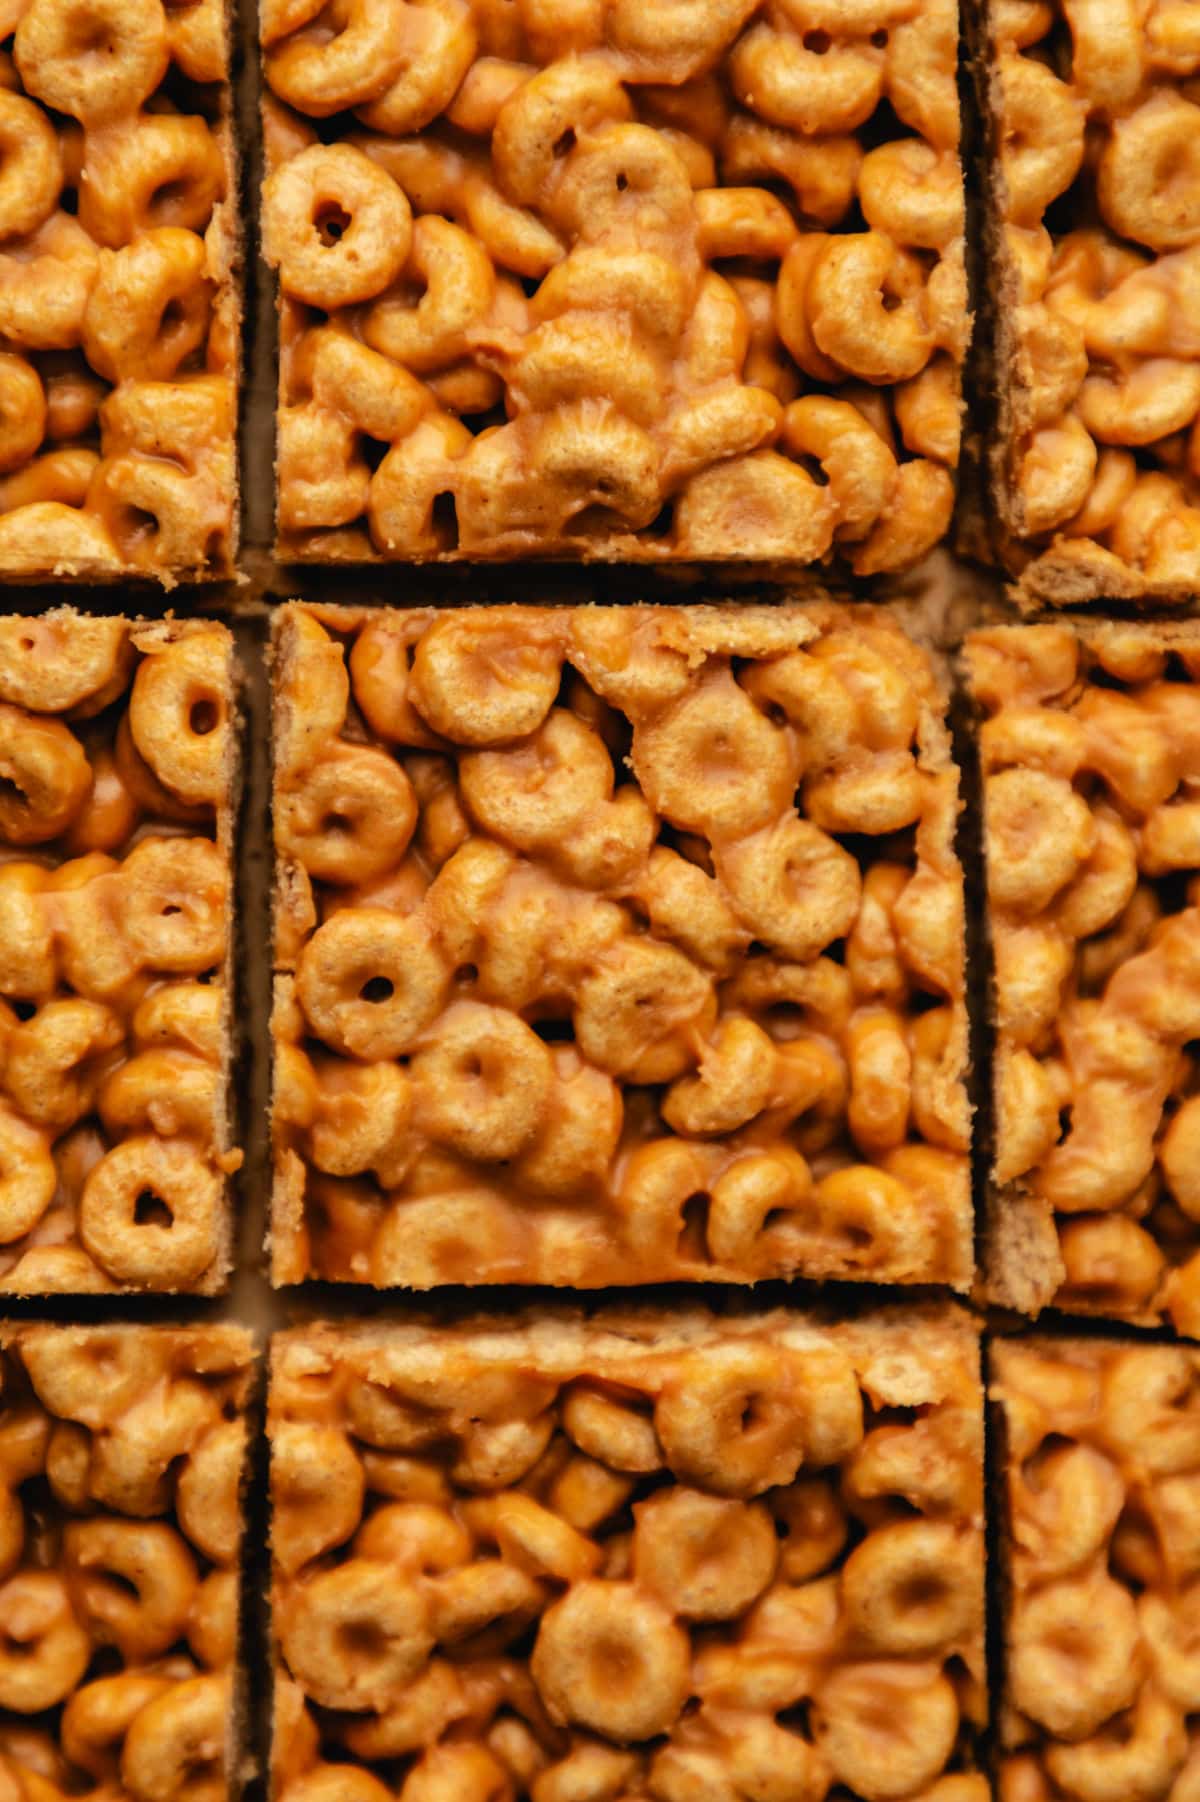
top-left (969, 621), bottom-right (1200, 1330)
top-left (984, 0), bottom-right (1200, 604)
top-left (269, 1305), bottom-right (986, 1802)
top-left (271, 601), bottom-right (971, 1290)
top-left (992, 1335), bottom-right (1200, 1799)
top-left (0, 1322), bottom-right (253, 1800)
top-left (0, 612), bottom-right (238, 1295)
top-left (0, 0), bottom-right (239, 579)
top-left (260, 1), bottom-right (966, 570)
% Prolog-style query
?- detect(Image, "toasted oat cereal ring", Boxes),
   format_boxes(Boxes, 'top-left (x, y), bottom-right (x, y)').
top-left (355, 0), bottom-right (478, 135)
top-left (573, 936), bottom-right (715, 1084)
top-left (808, 233), bottom-right (935, 384)
top-left (121, 836), bottom-right (226, 973)
top-left (276, 743), bottom-right (418, 886)
top-left (266, 0), bottom-right (415, 114)
top-left (0, 616), bottom-right (127, 715)
top-left (177, 1419), bottom-right (245, 1567)
top-left (121, 1673), bottom-right (229, 1802)
top-left (1098, 92), bottom-right (1200, 252)
top-left (129, 631), bottom-right (229, 807)
top-left (715, 817), bottom-right (862, 963)
top-left (531, 1579), bottom-right (690, 1740)
top-left (82, 228), bottom-right (212, 384)
top-left (62, 1670), bottom-right (175, 1781)
top-left (263, 145), bottom-right (412, 310)
top-left (550, 123), bottom-right (694, 246)
top-left (412, 1002), bottom-right (553, 1161)
top-left (459, 710), bottom-right (611, 851)
top-left (706, 1147), bottom-right (814, 1267)
top-left (813, 1663), bottom-right (960, 1799)
top-left (5, 997), bottom-right (123, 1129)
top-left (79, 1135), bottom-right (220, 1287)
top-left (607, 0), bottom-right (758, 81)
top-left (730, 22), bottom-right (884, 136)
top-left (782, 396), bottom-right (897, 542)
top-left (492, 55), bottom-right (632, 208)
top-left (286, 1770), bottom-right (395, 1802)
top-left (409, 611), bottom-right (562, 745)
top-left (0, 1571), bottom-right (90, 1712)
top-left (347, 618), bottom-right (444, 749)
top-left (296, 906), bottom-right (451, 1059)
top-left (631, 671), bottom-right (798, 842)
top-left (80, 114), bottom-right (225, 248)
top-left (0, 92), bottom-right (60, 240)
top-left (674, 451), bottom-right (836, 560)
top-left (1010, 1573), bottom-right (1141, 1738)
top-left (841, 1519), bottom-right (978, 1655)
top-left (272, 1420), bottom-right (366, 1576)
top-left (0, 703), bottom-right (90, 843)
top-left (654, 1342), bottom-right (805, 1497)
top-left (15, 0), bottom-right (169, 123)
top-left (354, 1499), bottom-right (471, 1573)
top-left (87, 454), bottom-right (224, 574)
top-left (18, 1323), bottom-right (155, 1424)
top-left (996, 53), bottom-right (1084, 225)
top-left (281, 1559), bottom-right (434, 1711)
top-left (363, 216), bottom-right (496, 375)
top-left (0, 1102), bottom-right (54, 1246)
top-left (64, 1518), bottom-right (198, 1661)
top-left (633, 1488), bottom-right (778, 1620)
top-left (560, 1381), bottom-right (662, 1474)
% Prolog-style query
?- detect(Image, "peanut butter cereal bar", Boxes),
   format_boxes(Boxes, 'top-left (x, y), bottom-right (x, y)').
top-left (0, 612), bottom-right (238, 1295)
top-left (993, 1335), bottom-right (1200, 1802)
top-left (260, 0), bottom-right (967, 568)
top-left (985, 0), bottom-right (1200, 604)
top-left (0, 0), bottom-right (238, 580)
top-left (271, 602), bottom-right (971, 1290)
top-left (270, 1306), bottom-right (986, 1802)
top-left (0, 1322), bottom-right (252, 1802)
top-left (968, 621), bottom-right (1200, 1332)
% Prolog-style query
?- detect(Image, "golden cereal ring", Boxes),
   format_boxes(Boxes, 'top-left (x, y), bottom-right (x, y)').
top-left (4, 997), bottom-right (123, 1129)
top-left (464, 1492), bottom-right (596, 1584)
top-left (607, 0), bottom-right (758, 81)
top-left (354, 0), bottom-right (477, 135)
top-left (0, 92), bottom-right (60, 240)
top-left (654, 1343), bottom-right (808, 1497)
top-left (459, 710), bottom-right (612, 851)
top-left (281, 1559), bottom-right (433, 1711)
top-left (307, 1057), bottom-right (411, 1188)
top-left (997, 53), bottom-right (1085, 224)
top-left (662, 1016), bottom-right (778, 1138)
top-left (363, 215), bottom-right (496, 375)
top-left (355, 1500), bottom-right (471, 1573)
top-left (82, 228), bottom-right (211, 384)
top-left (573, 937), bottom-right (715, 1084)
top-left (549, 122), bottom-right (694, 246)
top-left (0, 616), bottom-right (127, 716)
top-left (1045, 1687), bottom-right (1187, 1802)
top-left (530, 1579), bottom-right (690, 1740)
top-left (121, 1674), bottom-right (229, 1802)
top-left (808, 233), bottom-right (936, 384)
top-left (129, 630), bottom-right (230, 807)
top-left (189, 1567), bottom-right (237, 1665)
top-left (79, 1135), bottom-right (220, 1287)
top-left (62, 1671), bottom-right (174, 1782)
top-left (277, 743), bottom-right (417, 886)
top-left (1010, 1573), bottom-right (1141, 1738)
top-left (859, 140), bottom-right (963, 251)
top-left (263, 145), bottom-right (412, 309)
top-left (1078, 359), bottom-right (1200, 446)
top-left (0, 1572), bottom-right (90, 1712)
top-left (841, 1519), bottom-right (978, 1654)
top-left (87, 453), bottom-right (226, 574)
top-left (15, 0), bottom-right (169, 124)
top-left (272, 1421), bottom-right (366, 1576)
top-left (715, 817), bottom-right (862, 963)
top-left (63, 1518), bottom-right (197, 1661)
top-left (849, 457), bottom-right (958, 576)
top-left (79, 114), bottom-right (225, 248)
top-left (1017, 415), bottom-right (1098, 536)
top-left (408, 611), bottom-right (562, 745)
top-left (0, 703), bottom-right (90, 844)
top-left (296, 907), bottom-right (451, 1059)
top-left (346, 619), bottom-right (443, 749)
top-left (1098, 92), bottom-right (1200, 251)
top-left (631, 671), bottom-right (798, 841)
top-left (266, 0), bottom-right (417, 114)
top-left (560, 1382), bottom-right (662, 1474)
top-left (367, 411), bottom-right (472, 556)
top-left (177, 1420), bottom-right (245, 1567)
top-left (730, 22), bottom-right (884, 135)
top-left (121, 836), bottom-right (227, 973)
top-left (814, 1664), bottom-right (959, 1800)
top-left (986, 767), bottom-right (1095, 913)
top-left (772, 1477), bottom-right (848, 1582)
top-left (674, 451), bottom-right (836, 560)
top-left (633, 1488), bottom-right (778, 1620)
top-left (396, 1745), bottom-right (513, 1802)
top-left (412, 1002), bottom-right (552, 1161)
top-left (782, 396), bottom-right (898, 541)
top-left (492, 57), bottom-right (632, 208)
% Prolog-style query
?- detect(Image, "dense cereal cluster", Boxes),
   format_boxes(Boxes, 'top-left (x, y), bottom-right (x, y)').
top-left (989, 0), bottom-right (1200, 603)
top-left (270, 1308), bottom-right (986, 1802)
top-left (969, 622), bottom-right (1200, 1331)
top-left (0, 613), bottom-right (237, 1295)
top-left (994, 1337), bottom-right (1200, 1802)
top-left (260, 0), bottom-right (966, 568)
top-left (271, 602), bottom-right (970, 1290)
top-left (0, 0), bottom-right (238, 579)
top-left (0, 1324), bottom-right (251, 1802)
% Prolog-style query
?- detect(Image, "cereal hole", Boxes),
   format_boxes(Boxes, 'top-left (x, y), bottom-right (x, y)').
top-left (359, 976), bottom-right (394, 1003)
top-left (189, 697), bottom-right (219, 736)
top-left (677, 1191), bottom-right (710, 1261)
top-left (133, 1190), bottom-right (174, 1229)
top-left (313, 202), bottom-right (352, 246)
top-left (803, 29), bottom-right (831, 51)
